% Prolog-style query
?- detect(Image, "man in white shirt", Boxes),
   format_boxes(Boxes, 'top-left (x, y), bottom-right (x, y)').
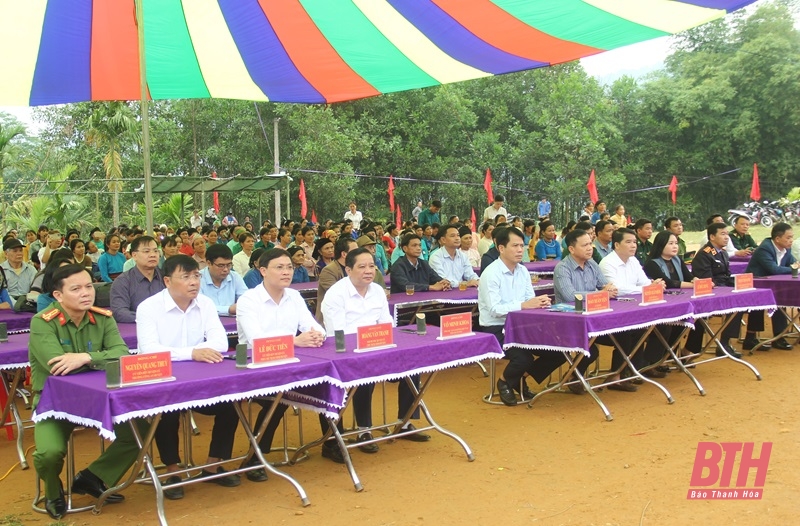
top-left (236, 248), bottom-right (326, 476)
top-left (190, 210), bottom-right (204, 230)
top-left (429, 225), bottom-right (479, 288)
top-left (599, 228), bottom-right (663, 295)
top-left (136, 255), bottom-right (240, 499)
top-left (483, 195), bottom-right (508, 222)
top-left (478, 227), bottom-right (552, 405)
top-left (322, 248), bottom-right (430, 455)
top-left (343, 202), bottom-right (363, 235)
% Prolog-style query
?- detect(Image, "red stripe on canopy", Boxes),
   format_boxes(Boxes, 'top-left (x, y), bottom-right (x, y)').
top-left (431, 0), bottom-right (601, 64)
top-left (258, 0), bottom-right (380, 103)
top-left (90, 1), bottom-right (141, 100)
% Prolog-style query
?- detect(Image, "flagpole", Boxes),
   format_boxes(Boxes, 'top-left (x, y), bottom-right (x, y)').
top-left (136, 0), bottom-right (154, 235)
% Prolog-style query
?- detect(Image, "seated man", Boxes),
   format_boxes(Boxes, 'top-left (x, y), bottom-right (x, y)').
top-left (316, 237), bottom-right (358, 323)
top-left (730, 216), bottom-right (758, 254)
top-left (390, 234), bottom-right (451, 294)
top-left (236, 249), bottom-right (326, 479)
top-left (744, 223), bottom-right (798, 350)
top-left (688, 222), bottom-right (745, 358)
top-left (633, 218), bottom-right (653, 266)
top-left (429, 225), bottom-right (480, 289)
top-left (1, 238), bottom-right (37, 302)
top-left (704, 214), bottom-right (744, 257)
top-left (592, 220), bottom-right (614, 263)
top-left (136, 255), bottom-right (240, 499)
top-left (478, 227), bottom-right (552, 405)
top-left (200, 244), bottom-right (248, 316)
top-left (30, 265), bottom-right (145, 519)
top-left (110, 236), bottom-right (164, 323)
top-left (322, 248), bottom-right (430, 460)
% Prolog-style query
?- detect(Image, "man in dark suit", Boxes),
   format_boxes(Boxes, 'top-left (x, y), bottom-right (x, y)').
top-left (687, 222), bottom-right (744, 358)
top-left (744, 223), bottom-right (798, 350)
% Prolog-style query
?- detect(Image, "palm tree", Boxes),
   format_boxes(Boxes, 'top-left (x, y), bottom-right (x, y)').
top-left (155, 193), bottom-right (193, 228)
top-left (85, 102), bottom-right (140, 225)
top-left (5, 165), bottom-right (93, 232)
top-left (0, 121), bottom-right (35, 230)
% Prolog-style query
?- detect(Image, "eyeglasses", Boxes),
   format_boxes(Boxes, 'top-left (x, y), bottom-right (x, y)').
top-left (212, 262), bottom-right (233, 270)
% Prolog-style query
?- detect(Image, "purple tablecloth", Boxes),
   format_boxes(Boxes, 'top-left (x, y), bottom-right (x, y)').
top-left (289, 282), bottom-right (317, 292)
top-left (729, 261), bottom-right (749, 274)
top-left (295, 329), bottom-right (503, 388)
top-left (0, 310), bottom-right (34, 334)
top-left (753, 276), bottom-right (800, 308)
top-left (524, 260), bottom-right (558, 275)
top-left (689, 287), bottom-right (776, 319)
top-left (0, 332), bottom-right (32, 371)
top-left (504, 294), bottom-right (695, 355)
top-left (33, 354), bottom-right (343, 440)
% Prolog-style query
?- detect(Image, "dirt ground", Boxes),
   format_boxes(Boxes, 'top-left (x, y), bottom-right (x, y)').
top-left (2, 327), bottom-right (798, 526)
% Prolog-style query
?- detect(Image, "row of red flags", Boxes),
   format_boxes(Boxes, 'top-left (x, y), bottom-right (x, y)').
top-left (292, 163), bottom-right (762, 226)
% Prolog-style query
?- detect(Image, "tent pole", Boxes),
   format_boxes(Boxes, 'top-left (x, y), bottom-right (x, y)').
top-left (136, 0), bottom-right (154, 235)
top-left (274, 118), bottom-right (281, 225)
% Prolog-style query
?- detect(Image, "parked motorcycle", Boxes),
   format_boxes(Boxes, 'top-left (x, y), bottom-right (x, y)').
top-left (728, 201), bottom-right (777, 228)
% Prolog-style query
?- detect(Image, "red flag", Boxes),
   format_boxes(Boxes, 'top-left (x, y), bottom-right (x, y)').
top-left (311, 209), bottom-right (317, 224)
top-left (211, 171), bottom-right (219, 213)
top-left (483, 169), bottom-right (494, 204)
top-left (471, 208), bottom-right (477, 229)
top-left (586, 169), bottom-right (599, 204)
top-left (395, 205), bottom-right (402, 230)
top-left (298, 179), bottom-right (308, 219)
top-left (750, 163), bottom-right (761, 201)
top-left (668, 175), bottom-right (678, 205)
top-left (387, 174), bottom-right (396, 211)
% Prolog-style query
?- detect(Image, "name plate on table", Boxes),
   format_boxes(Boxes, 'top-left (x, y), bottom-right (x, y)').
top-left (437, 312), bottom-right (475, 340)
top-left (355, 322), bottom-right (396, 353)
top-left (640, 282), bottom-right (666, 306)
top-left (107, 351), bottom-right (175, 389)
top-left (692, 278), bottom-right (714, 298)
top-left (734, 273), bottom-right (755, 292)
top-left (583, 291), bottom-right (612, 315)
top-left (249, 335), bottom-right (299, 368)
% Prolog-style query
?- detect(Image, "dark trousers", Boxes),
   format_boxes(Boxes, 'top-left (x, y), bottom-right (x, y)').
top-left (503, 345), bottom-right (600, 387)
top-left (746, 309), bottom-right (789, 337)
top-left (319, 379), bottom-right (419, 437)
top-left (642, 325), bottom-right (682, 366)
top-left (607, 330), bottom-right (647, 372)
top-left (154, 403), bottom-right (239, 466)
top-left (253, 399), bottom-right (290, 454)
top-left (686, 312), bottom-right (743, 352)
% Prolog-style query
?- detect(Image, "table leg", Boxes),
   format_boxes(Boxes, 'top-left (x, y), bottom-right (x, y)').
top-left (747, 308), bottom-right (800, 354)
top-left (1, 368), bottom-right (28, 468)
top-left (697, 317), bottom-right (762, 380)
top-left (606, 329), bottom-right (674, 404)
top-left (652, 324), bottom-right (706, 396)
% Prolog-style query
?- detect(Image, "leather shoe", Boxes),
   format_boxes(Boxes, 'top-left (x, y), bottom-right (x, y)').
top-left (357, 432), bottom-right (379, 453)
top-left (244, 459), bottom-right (268, 483)
top-left (321, 442), bottom-right (345, 464)
top-left (193, 467), bottom-right (241, 487)
top-left (72, 469), bottom-right (124, 503)
top-left (566, 381), bottom-right (585, 395)
top-left (642, 368), bottom-right (667, 379)
top-left (45, 483), bottom-right (66, 520)
top-left (162, 475), bottom-right (184, 500)
top-left (716, 343), bottom-right (742, 359)
top-left (496, 379), bottom-right (517, 406)
top-left (742, 336), bottom-right (770, 351)
top-left (398, 423), bottom-right (431, 442)
top-left (515, 381), bottom-right (536, 400)
top-left (772, 338), bottom-right (794, 351)
top-left (608, 381), bottom-right (638, 392)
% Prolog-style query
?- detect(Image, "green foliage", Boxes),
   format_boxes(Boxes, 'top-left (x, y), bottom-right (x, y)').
top-left (5, 165), bottom-right (93, 232)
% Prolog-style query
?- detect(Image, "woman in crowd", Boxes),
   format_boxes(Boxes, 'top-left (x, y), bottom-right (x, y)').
top-left (287, 246), bottom-right (310, 284)
top-left (191, 234), bottom-right (208, 270)
top-left (35, 251), bottom-right (76, 312)
top-left (535, 221), bottom-right (562, 261)
top-left (610, 204), bottom-right (627, 229)
top-left (97, 233), bottom-right (126, 282)
top-left (243, 248), bottom-right (266, 289)
top-left (299, 226), bottom-right (317, 278)
top-left (477, 221), bottom-right (495, 257)
top-left (644, 231), bottom-right (694, 289)
top-left (560, 221), bottom-right (577, 252)
top-left (523, 219), bottom-right (537, 263)
top-left (69, 239), bottom-right (94, 272)
top-left (86, 240), bottom-right (103, 265)
top-left (313, 237), bottom-right (335, 276)
top-left (459, 226), bottom-right (480, 268)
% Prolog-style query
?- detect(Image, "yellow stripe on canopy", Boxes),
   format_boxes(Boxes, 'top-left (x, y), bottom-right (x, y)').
top-left (583, 0), bottom-right (723, 34)
top-left (182, 0), bottom-right (268, 101)
top-left (352, 0), bottom-right (490, 84)
top-left (0, 1), bottom-right (47, 105)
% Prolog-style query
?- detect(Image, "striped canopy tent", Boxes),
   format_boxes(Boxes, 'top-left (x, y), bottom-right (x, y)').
top-left (0, 0), bottom-right (757, 229)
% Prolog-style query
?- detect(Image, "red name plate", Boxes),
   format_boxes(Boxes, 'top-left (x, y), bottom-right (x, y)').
top-left (584, 291), bottom-right (611, 314)
top-left (252, 335), bottom-right (295, 364)
top-left (641, 282), bottom-right (665, 305)
top-left (692, 278), bottom-right (714, 298)
top-left (734, 273), bottom-right (755, 292)
top-left (120, 351), bottom-right (173, 385)
top-left (356, 322), bottom-right (395, 351)
top-left (438, 312), bottom-right (474, 340)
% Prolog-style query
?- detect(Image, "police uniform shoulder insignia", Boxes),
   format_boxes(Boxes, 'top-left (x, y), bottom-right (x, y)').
top-left (89, 306), bottom-right (113, 317)
top-left (41, 308), bottom-right (60, 322)
top-left (703, 246), bottom-right (713, 254)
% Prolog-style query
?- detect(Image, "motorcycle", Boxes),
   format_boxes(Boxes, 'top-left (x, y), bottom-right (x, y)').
top-left (728, 201), bottom-right (776, 228)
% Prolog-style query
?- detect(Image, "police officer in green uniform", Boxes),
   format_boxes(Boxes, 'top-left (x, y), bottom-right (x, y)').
top-left (634, 218), bottom-right (654, 266)
top-left (29, 264), bottom-right (146, 519)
